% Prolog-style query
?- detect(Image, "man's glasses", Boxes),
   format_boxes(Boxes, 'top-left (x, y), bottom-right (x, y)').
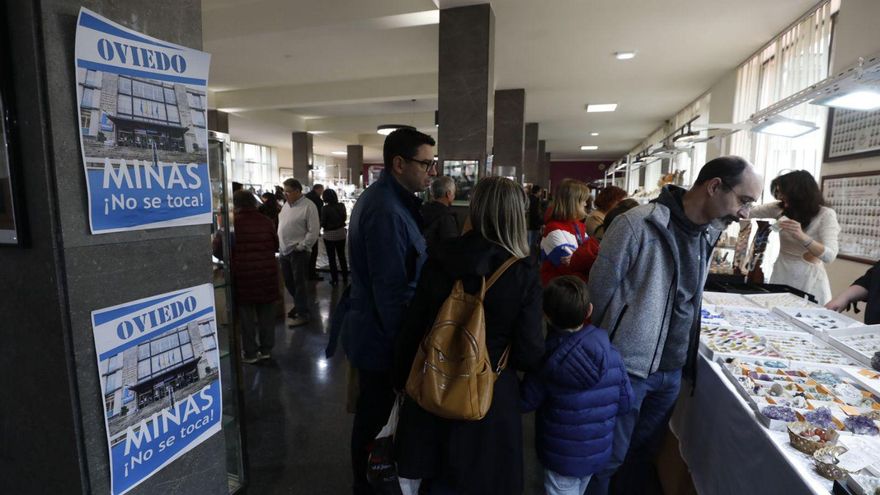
top-left (405, 157), bottom-right (437, 171)
top-left (719, 178), bottom-right (756, 210)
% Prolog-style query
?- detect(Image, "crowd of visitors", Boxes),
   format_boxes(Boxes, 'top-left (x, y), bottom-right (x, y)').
top-left (225, 126), bottom-right (862, 495)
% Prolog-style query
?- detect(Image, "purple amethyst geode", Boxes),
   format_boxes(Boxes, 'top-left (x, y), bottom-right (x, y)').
top-left (762, 405), bottom-right (797, 422)
top-left (804, 407), bottom-right (834, 429)
top-left (844, 415), bottom-right (879, 436)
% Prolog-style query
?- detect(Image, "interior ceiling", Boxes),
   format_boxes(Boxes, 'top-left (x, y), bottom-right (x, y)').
top-left (204, 0), bottom-right (818, 162)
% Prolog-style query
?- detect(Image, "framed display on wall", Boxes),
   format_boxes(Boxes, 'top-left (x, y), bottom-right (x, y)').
top-left (442, 159), bottom-right (478, 205)
top-left (821, 171), bottom-right (880, 264)
top-left (0, 15), bottom-right (26, 247)
top-left (823, 107), bottom-right (880, 161)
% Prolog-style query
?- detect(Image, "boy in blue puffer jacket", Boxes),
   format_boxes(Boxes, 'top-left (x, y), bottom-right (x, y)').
top-left (521, 275), bottom-right (634, 495)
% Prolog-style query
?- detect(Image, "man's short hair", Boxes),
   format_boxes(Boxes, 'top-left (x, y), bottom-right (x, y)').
top-left (283, 178), bottom-right (303, 191)
top-left (543, 275), bottom-right (591, 329)
top-left (693, 156), bottom-right (751, 188)
top-left (312, 184), bottom-right (324, 191)
top-left (430, 176), bottom-right (456, 199)
top-left (383, 128), bottom-right (436, 169)
top-left (530, 185), bottom-right (542, 195)
top-left (233, 189), bottom-right (257, 209)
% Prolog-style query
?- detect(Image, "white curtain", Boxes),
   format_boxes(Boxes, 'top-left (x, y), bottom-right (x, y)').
top-left (230, 141), bottom-right (279, 192)
top-left (730, 1), bottom-right (836, 201)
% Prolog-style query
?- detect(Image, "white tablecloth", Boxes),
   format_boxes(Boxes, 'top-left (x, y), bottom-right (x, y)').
top-left (669, 355), bottom-right (834, 495)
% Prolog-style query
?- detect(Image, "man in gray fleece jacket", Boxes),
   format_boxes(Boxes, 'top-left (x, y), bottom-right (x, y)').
top-left (585, 156), bottom-right (763, 495)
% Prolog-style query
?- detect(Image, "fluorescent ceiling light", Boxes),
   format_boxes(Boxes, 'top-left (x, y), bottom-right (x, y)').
top-left (751, 116), bottom-right (818, 138)
top-left (586, 103), bottom-right (617, 113)
top-left (615, 51), bottom-right (636, 60)
top-left (580, 145), bottom-right (598, 151)
top-left (818, 90), bottom-right (880, 111)
top-left (590, 132), bottom-right (599, 136)
top-left (376, 124), bottom-right (416, 136)
top-left (331, 151), bottom-right (347, 156)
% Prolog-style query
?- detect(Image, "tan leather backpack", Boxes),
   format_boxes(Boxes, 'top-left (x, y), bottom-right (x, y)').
top-left (405, 256), bottom-right (518, 421)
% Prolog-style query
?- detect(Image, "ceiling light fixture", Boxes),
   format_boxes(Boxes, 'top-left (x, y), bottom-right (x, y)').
top-left (580, 145), bottom-right (598, 151)
top-left (586, 103), bottom-right (618, 113)
top-left (672, 123), bottom-right (702, 146)
top-left (376, 124), bottom-right (416, 136)
top-left (615, 51), bottom-right (636, 60)
top-left (814, 89), bottom-right (880, 111)
top-left (331, 151), bottom-right (347, 156)
top-left (751, 116), bottom-right (818, 138)
top-left (590, 132), bottom-right (599, 136)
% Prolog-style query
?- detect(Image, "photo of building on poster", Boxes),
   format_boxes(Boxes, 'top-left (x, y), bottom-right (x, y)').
top-left (92, 284), bottom-right (222, 495)
top-left (74, 8), bottom-right (212, 234)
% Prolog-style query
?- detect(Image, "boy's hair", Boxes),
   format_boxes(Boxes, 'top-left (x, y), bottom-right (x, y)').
top-left (543, 275), bottom-right (590, 329)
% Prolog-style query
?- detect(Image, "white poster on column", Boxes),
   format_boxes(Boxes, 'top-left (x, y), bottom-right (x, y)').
top-left (74, 8), bottom-right (213, 234)
top-left (91, 284), bottom-right (222, 495)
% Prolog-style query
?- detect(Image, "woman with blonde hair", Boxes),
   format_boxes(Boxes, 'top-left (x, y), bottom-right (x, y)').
top-left (540, 179), bottom-right (600, 285)
top-left (393, 176), bottom-right (545, 495)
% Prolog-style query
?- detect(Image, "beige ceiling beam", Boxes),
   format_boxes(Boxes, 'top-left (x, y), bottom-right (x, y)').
top-left (305, 111), bottom-right (436, 134)
top-left (214, 73), bottom-right (438, 112)
top-left (229, 109), bottom-right (308, 131)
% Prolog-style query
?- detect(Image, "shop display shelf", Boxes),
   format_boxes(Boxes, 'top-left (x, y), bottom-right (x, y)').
top-left (702, 291), bottom-right (761, 308)
top-left (757, 330), bottom-right (861, 367)
top-left (720, 305), bottom-right (808, 334)
top-left (718, 356), bottom-right (880, 435)
top-left (699, 325), bottom-right (782, 361)
top-left (744, 292), bottom-right (821, 310)
top-left (826, 325), bottom-right (880, 368)
top-left (773, 307), bottom-right (864, 336)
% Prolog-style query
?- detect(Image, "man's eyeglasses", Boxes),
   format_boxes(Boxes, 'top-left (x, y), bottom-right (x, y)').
top-left (405, 157), bottom-right (437, 171)
top-left (719, 178), bottom-right (756, 210)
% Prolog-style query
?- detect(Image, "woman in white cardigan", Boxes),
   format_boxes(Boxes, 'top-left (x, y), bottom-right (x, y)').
top-left (750, 170), bottom-right (841, 304)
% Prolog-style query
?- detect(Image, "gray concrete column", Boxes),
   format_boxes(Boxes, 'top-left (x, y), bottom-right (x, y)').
top-left (492, 89), bottom-right (525, 181)
top-left (346, 144), bottom-right (364, 187)
top-left (543, 151), bottom-right (552, 190)
top-left (523, 123), bottom-right (539, 184)
top-left (292, 131), bottom-right (313, 183)
top-left (437, 4), bottom-right (494, 173)
top-left (537, 139), bottom-right (547, 189)
top-left (0, 1), bottom-right (228, 493)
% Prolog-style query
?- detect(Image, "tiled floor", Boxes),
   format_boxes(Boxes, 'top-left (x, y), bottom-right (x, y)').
top-left (239, 278), bottom-right (550, 494)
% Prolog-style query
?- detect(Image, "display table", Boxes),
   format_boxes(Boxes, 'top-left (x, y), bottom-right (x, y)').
top-left (670, 354), bottom-right (834, 494)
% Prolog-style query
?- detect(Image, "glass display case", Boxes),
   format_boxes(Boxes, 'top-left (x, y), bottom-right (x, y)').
top-left (208, 130), bottom-right (248, 493)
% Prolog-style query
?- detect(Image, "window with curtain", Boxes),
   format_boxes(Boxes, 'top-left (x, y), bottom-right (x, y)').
top-left (730, 1), bottom-right (837, 201)
top-left (230, 141), bottom-right (279, 191)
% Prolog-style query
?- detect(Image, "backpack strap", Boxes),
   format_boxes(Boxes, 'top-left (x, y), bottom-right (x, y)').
top-left (485, 256), bottom-right (520, 291)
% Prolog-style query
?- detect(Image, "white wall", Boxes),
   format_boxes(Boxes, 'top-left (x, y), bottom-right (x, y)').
top-left (821, 0), bottom-right (880, 321)
top-left (705, 69), bottom-right (738, 160)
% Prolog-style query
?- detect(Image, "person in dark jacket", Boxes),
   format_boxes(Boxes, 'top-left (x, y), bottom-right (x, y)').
top-left (826, 260), bottom-right (880, 326)
top-left (421, 175), bottom-right (459, 253)
top-left (305, 184), bottom-right (325, 280)
top-left (521, 276), bottom-right (634, 495)
top-left (393, 177), bottom-right (545, 495)
top-left (321, 188), bottom-right (348, 286)
top-left (528, 185), bottom-right (545, 252)
top-left (259, 191), bottom-right (281, 229)
top-left (231, 190), bottom-right (280, 363)
top-left (340, 128), bottom-right (437, 494)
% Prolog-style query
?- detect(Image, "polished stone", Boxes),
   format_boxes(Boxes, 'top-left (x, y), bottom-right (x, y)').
top-left (292, 132), bottom-right (314, 183)
top-left (493, 89), bottom-right (526, 180)
top-left (523, 123), bottom-right (540, 185)
top-left (438, 4), bottom-right (494, 165)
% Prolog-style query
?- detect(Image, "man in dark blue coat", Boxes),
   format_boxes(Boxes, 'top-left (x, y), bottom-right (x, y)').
top-left (341, 128), bottom-right (437, 494)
